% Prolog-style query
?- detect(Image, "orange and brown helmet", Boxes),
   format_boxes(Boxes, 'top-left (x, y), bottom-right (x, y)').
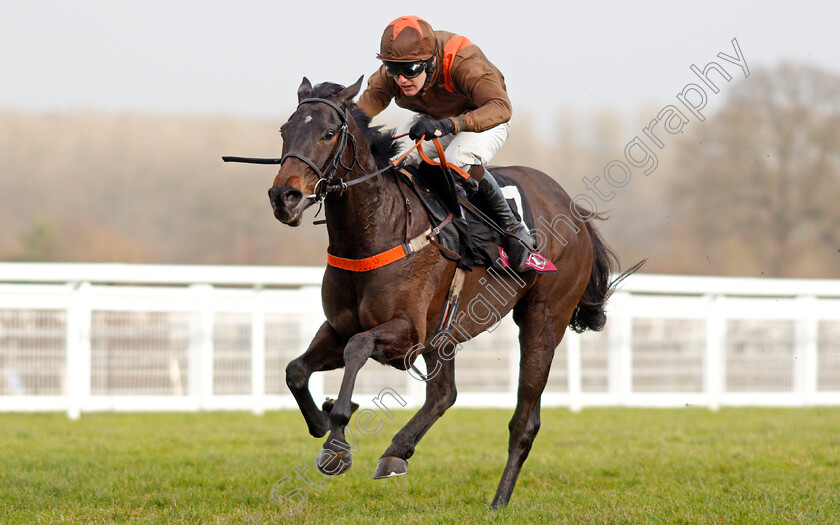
top-left (376, 16), bottom-right (436, 62)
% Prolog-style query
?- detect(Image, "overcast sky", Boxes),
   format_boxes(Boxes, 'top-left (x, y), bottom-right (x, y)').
top-left (2, 1), bottom-right (839, 130)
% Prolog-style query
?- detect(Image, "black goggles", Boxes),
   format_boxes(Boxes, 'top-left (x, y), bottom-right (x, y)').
top-left (383, 60), bottom-right (426, 79)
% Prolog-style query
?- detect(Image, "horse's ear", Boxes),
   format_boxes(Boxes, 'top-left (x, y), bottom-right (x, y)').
top-left (297, 77), bottom-right (313, 102)
top-left (336, 75), bottom-right (365, 107)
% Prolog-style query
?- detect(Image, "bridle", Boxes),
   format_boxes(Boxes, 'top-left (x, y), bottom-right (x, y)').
top-left (281, 97), bottom-right (355, 202)
top-left (223, 93), bottom-right (465, 271)
top-left (280, 97), bottom-right (395, 204)
top-left (222, 97), bottom-right (442, 203)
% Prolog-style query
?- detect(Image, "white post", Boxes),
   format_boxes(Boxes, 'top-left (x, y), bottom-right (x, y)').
top-left (78, 283), bottom-right (92, 414)
top-left (251, 285), bottom-right (266, 416)
top-left (704, 294), bottom-right (725, 411)
top-left (608, 291), bottom-right (632, 405)
top-left (508, 316), bottom-right (520, 399)
top-left (66, 281), bottom-right (91, 420)
top-left (189, 284), bottom-right (215, 411)
top-left (65, 285), bottom-right (79, 420)
top-left (794, 295), bottom-right (818, 405)
top-left (65, 283), bottom-right (80, 420)
top-left (301, 286), bottom-right (325, 401)
top-left (566, 331), bottom-right (582, 413)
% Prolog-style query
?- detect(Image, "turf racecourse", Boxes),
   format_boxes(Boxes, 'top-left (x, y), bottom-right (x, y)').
top-left (1, 408), bottom-right (838, 524)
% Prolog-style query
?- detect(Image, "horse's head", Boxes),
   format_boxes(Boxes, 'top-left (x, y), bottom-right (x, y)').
top-left (268, 76), bottom-right (363, 226)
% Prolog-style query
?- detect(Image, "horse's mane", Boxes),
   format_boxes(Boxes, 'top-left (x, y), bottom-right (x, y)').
top-left (311, 82), bottom-right (401, 169)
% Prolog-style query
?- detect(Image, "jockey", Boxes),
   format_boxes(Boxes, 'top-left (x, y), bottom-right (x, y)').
top-left (356, 15), bottom-right (537, 272)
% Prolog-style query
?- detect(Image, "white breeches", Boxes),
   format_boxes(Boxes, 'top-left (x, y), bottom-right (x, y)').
top-left (392, 114), bottom-right (510, 168)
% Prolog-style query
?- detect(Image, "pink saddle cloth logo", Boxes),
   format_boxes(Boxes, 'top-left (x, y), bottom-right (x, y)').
top-left (498, 247), bottom-right (558, 273)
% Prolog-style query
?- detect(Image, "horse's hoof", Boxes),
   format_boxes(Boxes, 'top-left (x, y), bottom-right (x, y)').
top-left (373, 456), bottom-right (408, 479)
top-left (316, 448), bottom-right (352, 476)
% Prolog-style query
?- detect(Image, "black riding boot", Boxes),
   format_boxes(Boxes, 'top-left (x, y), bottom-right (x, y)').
top-left (472, 166), bottom-right (536, 272)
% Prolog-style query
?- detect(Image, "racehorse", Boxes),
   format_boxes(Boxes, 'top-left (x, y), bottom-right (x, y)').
top-left (262, 76), bottom-right (635, 508)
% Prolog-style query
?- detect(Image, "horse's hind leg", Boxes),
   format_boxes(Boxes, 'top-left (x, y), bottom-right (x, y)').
top-left (491, 290), bottom-right (558, 509)
top-left (374, 350), bottom-right (457, 478)
top-left (285, 321), bottom-right (347, 438)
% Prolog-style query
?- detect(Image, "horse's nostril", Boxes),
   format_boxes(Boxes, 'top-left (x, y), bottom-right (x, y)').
top-left (268, 187), bottom-right (302, 208)
top-left (283, 189), bottom-right (303, 207)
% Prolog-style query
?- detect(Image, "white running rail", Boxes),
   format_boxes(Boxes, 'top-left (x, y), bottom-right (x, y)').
top-left (1, 263), bottom-right (839, 418)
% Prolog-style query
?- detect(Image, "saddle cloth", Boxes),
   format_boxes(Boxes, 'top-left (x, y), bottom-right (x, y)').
top-left (400, 163), bottom-right (557, 274)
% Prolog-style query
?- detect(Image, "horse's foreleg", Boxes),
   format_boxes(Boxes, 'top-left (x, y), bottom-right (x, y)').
top-left (374, 350), bottom-right (456, 478)
top-left (285, 321), bottom-right (347, 438)
top-left (491, 292), bottom-right (557, 509)
top-left (316, 316), bottom-right (417, 476)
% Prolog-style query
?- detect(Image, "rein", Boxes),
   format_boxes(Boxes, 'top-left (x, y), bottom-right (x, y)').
top-left (223, 97), bottom-right (461, 272)
top-left (223, 101), bottom-right (439, 199)
top-left (223, 97), bottom-right (400, 202)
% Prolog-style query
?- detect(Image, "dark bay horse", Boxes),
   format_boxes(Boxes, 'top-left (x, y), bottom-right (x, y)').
top-left (266, 77), bottom-right (630, 509)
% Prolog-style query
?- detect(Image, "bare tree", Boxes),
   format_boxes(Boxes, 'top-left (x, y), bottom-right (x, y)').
top-left (669, 63), bottom-right (840, 277)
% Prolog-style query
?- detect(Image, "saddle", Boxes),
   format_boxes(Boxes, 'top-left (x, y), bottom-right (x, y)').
top-left (398, 162), bottom-right (556, 274)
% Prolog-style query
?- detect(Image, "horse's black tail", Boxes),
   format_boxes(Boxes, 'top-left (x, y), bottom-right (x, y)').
top-left (569, 220), bottom-right (645, 333)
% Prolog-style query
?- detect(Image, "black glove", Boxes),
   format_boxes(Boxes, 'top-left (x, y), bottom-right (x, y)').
top-left (409, 118), bottom-right (456, 141)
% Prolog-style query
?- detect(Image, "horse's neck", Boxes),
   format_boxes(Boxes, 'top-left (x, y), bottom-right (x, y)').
top-left (324, 160), bottom-right (406, 259)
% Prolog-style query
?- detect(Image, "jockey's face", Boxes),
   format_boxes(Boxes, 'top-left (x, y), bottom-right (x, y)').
top-left (394, 71), bottom-right (426, 96)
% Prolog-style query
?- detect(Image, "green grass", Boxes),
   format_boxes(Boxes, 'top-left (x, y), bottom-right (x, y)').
top-left (1, 408), bottom-right (839, 524)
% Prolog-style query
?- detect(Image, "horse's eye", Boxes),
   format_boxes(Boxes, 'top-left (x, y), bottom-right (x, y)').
top-left (324, 130), bottom-right (336, 140)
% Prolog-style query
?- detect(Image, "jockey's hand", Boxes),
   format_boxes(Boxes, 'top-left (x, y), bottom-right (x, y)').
top-left (409, 118), bottom-right (456, 141)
